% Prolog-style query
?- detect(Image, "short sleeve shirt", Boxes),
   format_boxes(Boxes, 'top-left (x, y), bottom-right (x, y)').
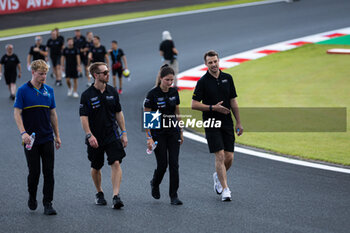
top-left (159, 40), bottom-right (175, 60)
top-left (110, 48), bottom-right (125, 64)
top-left (144, 86), bottom-right (180, 134)
top-left (89, 45), bottom-right (107, 63)
top-left (74, 36), bottom-right (86, 50)
top-left (84, 41), bottom-right (94, 51)
top-left (0, 54), bottom-right (20, 75)
top-left (29, 45), bottom-right (47, 61)
top-left (14, 81), bottom-right (56, 145)
top-left (80, 84), bottom-right (122, 146)
top-left (62, 47), bottom-right (79, 69)
top-left (46, 38), bottom-right (63, 56)
top-left (192, 71), bottom-right (237, 127)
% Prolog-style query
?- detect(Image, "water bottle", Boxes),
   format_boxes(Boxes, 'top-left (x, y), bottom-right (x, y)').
top-left (146, 141), bottom-right (158, 154)
top-left (25, 133), bottom-right (35, 150)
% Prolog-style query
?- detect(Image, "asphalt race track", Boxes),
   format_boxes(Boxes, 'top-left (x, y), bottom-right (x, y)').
top-left (0, 0), bottom-right (349, 232)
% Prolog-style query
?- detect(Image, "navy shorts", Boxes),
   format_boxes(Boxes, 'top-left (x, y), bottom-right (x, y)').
top-left (80, 54), bottom-right (88, 66)
top-left (205, 127), bottom-right (235, 153)
top-left (50, 55), bottom-right (61, 67)
top-left (87, 140), bottom-right (126, 170)
top-left (65, 67), bottom-right (78, 79)
top-left (4, 73), bottom-right (17, 84)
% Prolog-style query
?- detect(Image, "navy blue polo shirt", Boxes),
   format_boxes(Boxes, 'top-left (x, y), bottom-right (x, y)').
top-left (14, 81), bottom-right (56, 145)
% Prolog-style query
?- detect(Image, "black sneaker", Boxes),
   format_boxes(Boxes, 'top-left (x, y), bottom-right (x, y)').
top-left (95, 192), bottom-right (107, 205)
top-left (112, 195), bottom-right (124, 209)
top-left (44, 203), bottom-right (57, 215)
top-left (150, 180), bottom-right (160, 199)
top-left (28, 198), bottom-right (37, 211)
top-left (170, 197), bottom-right (183, 205)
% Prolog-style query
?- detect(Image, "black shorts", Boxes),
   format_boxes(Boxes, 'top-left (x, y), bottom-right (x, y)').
top-left (112, 68), bottom-right (123, 78)
top-left (65, 67), bottom-right (78, 79)
top-left (87, 140), bottom-right (126, 170)
top-left (50, 55), bottom-right (61, 67)
top-left (80, 54), bottom-right (88, 66)
top-left (205, 127), bottom-right (235, 153)
top-left (4, 73), bottom-right (16, 84)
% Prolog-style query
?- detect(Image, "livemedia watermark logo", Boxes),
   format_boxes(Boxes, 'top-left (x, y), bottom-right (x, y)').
top-left (143, 110), bottom-right (221, 130)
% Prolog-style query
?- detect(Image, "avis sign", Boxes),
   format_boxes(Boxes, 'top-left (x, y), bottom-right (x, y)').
top-left (0, 0), bottom-right (132, 15)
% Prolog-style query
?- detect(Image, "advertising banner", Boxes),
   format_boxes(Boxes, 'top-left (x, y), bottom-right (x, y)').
top-left (0, 0), bottom-right (135, 15)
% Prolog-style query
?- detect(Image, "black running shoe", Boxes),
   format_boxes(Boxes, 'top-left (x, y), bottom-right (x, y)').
top-left (95, 192), bottom-right (107, 205)
top-left (170, 197), bottom-right (183, 205)
top-left (44, 203), bottom-right (57, 215)
top-left (112, 195), bottom-right (124, 209)
top-left (28, 198), bottom-right (37, 211)
top-left (150, 180), bottom-right (160, 199)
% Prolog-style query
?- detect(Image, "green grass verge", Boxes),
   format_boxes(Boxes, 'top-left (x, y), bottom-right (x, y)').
top-left (0, 0), bottom-right (263, 38)
top-left (179, 44), bottom-right (350, 165)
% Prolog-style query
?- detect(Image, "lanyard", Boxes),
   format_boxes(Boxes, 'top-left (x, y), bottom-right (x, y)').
top-left (112, 49), bottom-right (119, 61)
top-left (33, 85), bottom-right (50, 97)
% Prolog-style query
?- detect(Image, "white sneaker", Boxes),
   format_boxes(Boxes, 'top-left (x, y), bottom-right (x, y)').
top-left (221, 188), bottom-right (232, 202)
top-left (73, 92), bottom-right (79, 98)
top-left (213, 172), bottom-right (223, 195)
top-left (67, 88), bottom-right (73, 96)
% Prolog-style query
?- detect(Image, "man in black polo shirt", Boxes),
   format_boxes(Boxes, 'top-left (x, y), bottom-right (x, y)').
top-left (0, 44), bottom-right (21, 100)
top-left (61, 38), bottom-right (81, 98)
top-left (27, 36), bottom-right (48, 71)
top-left (80, 62), bottom-right (127, 209)
top-left (88, 36), bottom-right (109, 69)
top-left (108, 40), bottom-right (128, 94)
top-left (192, 50), bottom-right (243, 202)
top-left (73, 29), bottom-right (86, 77)
top-left (83, 31), bottom-right (94, 86)
top-left (47, 30), bottom-right (64, 86)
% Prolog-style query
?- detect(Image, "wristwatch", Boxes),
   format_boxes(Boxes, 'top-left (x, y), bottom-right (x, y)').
top-left (86, 133), bottom-right (92, 140)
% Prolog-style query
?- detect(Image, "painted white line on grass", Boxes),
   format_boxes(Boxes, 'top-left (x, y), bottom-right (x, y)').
top-left (0, 0), bottom-right (286, 42)
top-left (183, 131), bottom-right (350, 174)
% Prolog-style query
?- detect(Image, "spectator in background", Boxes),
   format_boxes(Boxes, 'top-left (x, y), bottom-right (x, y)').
top-left (27, 36), bottom-right (48, 71)
top-left (61, 38), bottom-right (81, 98)
top-left (73, 29), bottom-right (86, 77)
top-left (108, 40), bottom-right (128, 94)
top-left (0, 44), bottom-right (21, 100)
top-left (88, 36), bottom-right (109, 68)
top-left (47, 30), bottom-right (64, 86)
top-left (54, 28), bottom-right (65, 45)
top-left (159, 31), bottom-right (179, 89)
top-left (83, 31), bottom-right (94, 86)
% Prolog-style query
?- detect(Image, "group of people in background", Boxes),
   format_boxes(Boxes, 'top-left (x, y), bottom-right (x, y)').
top-left (1, 27), bottom-right (131, 100)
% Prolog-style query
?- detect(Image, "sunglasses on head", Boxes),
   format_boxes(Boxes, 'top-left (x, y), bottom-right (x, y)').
top-left (96, 70), bottom-right (109, 75)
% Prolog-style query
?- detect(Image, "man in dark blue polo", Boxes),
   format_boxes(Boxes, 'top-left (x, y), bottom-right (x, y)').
top-left (14, 59), bottom-right (61, 215)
